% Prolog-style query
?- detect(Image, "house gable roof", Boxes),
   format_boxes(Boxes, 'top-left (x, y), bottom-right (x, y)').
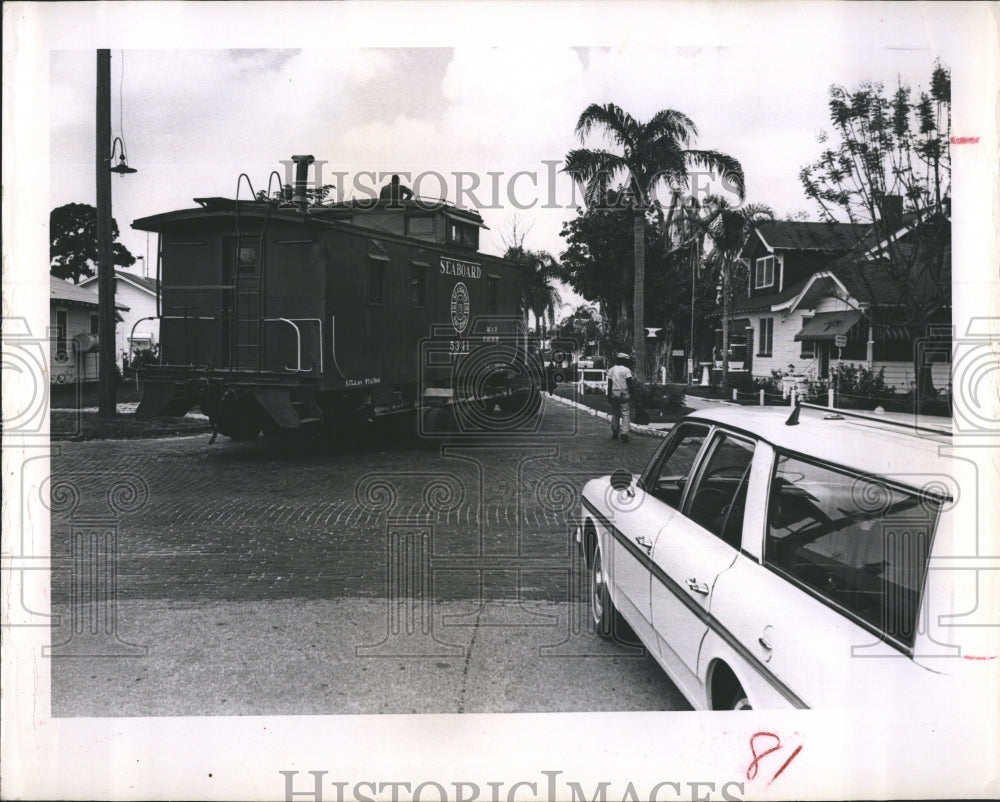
top-left (50, 277), bottom-right (129, 310)
top-left (825, 234), bottom-right (951, 308)
top-left (745, 221), bottom-right (860, 258)
top-left (79, 270), bottom-right (159, 297)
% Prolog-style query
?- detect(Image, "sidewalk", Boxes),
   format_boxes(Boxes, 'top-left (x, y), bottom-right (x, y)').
top-left (51, 598), bottom-right (689, 716)
top-left (542, 392), bottom-right (673, 437)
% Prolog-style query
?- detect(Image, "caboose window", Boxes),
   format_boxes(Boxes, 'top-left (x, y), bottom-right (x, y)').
top-left (410, 265), bottom-right (427, 306)
top-left (447, 220), bottom-right (479, 249)
top-left (369, 261), bottom-right (386, 304)
top-left (406, 216), bottom-right (434, 240)
top-left (237, 244), bottom-right (259, 273)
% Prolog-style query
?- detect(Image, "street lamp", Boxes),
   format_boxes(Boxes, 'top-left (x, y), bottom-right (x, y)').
top-left (96, 52), bottom-right (138, 417)
top-left (109, 136), bottom-right (137, 175)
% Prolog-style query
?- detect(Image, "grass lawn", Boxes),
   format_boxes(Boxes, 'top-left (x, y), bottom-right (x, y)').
top-left (550, 385), bottom-right (694, 424)
top-left (50, 411), bottom-right (211, 441)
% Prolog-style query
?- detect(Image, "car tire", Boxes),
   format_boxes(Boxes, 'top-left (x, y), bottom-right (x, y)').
top-left (728, 686), bottom-right (752, 710)
top-left (590, 545), bottom-right (622, 639)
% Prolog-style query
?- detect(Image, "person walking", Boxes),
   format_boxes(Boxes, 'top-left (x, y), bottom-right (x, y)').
top-left (607, 352), bottom-right (636, 442)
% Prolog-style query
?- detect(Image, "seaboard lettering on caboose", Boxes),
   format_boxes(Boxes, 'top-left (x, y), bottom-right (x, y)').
top-left (132, 160), bottom-right (540, 443)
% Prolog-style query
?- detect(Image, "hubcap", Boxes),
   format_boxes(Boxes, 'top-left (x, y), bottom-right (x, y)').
top-left (591, 551), bottom-right (604, 621)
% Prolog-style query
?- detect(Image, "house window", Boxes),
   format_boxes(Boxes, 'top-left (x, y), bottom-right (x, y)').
top-left (56, 309), bottom-right (68, 357)
top-left (758, 317), bottom-right (773, 356)
top-left (368, 260), bottom-right (385, 304)
top-left (410, 264), bottom-right (427, 306)
top-left (487, 275), bottom-right (499, 314)
top-left (90, 313), bottom-right (100, 336)
top-left (755, 255), bottom-right (776, 289)
top-left (799, 317), bottom-right (815, 359)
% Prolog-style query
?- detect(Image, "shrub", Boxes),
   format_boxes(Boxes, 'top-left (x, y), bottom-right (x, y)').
top-left (637, 382), bottom-right (685, 412)
top-left (753, 370), bottom-right (785, 397)
top-left (833, 365), bottom-right (897, 408)
top-left (725, 371), bottom-right (757, 393)
top-left (131, 346), bottom-right (160, 370)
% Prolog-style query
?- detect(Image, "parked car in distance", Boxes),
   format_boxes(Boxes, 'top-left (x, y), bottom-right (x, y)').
top-left (578, 368), bottom-right (607, 394)
top-left (576, 404), bottom-right (995, 710)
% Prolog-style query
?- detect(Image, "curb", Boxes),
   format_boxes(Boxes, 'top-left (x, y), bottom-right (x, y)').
top-left (543, 392), bottom-right (671, 439)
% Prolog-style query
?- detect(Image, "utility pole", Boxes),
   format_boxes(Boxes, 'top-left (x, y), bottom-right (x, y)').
top-left (689, 238), bottom-right (696, 384)
top-left (96, 49), bottom-right (116, 417)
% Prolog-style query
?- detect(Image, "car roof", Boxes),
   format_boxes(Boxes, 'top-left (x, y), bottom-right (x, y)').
top-left (682, 405), bottom-right (952, 492)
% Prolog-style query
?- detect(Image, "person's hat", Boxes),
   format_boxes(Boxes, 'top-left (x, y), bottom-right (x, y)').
top-left (616, 352), bottom-right (631, 360)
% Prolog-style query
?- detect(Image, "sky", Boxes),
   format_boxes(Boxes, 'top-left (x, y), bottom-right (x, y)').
top-left (48, 25), bottom-right (963, 318)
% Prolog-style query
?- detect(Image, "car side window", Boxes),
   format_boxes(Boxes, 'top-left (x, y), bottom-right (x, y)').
top-left (645, 424), bottom-right (710, 509)
top-left (683, 433), bottom-right (755, 548)
top-left (764, 454), bottom-right (938, 648)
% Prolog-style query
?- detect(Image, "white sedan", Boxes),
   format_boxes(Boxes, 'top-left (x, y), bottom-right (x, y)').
top-left (577, 404), bottom-right (996, 710)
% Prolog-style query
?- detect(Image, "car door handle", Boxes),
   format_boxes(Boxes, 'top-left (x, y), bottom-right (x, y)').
top-left (685, 578), bottom-right (710, 595)
top-left (636, 535), bottom-right (653, 553)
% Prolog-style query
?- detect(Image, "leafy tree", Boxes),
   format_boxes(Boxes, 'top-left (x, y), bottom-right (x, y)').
top-left (558, 188), bottom-right (721, 382)
top-left (50, 203), bottom-right (136, 283)
top-left (555, 304), bottom-right (603, 357)
top-left (799, 65), bottom-right (951, 396)
top-left (563, 103), bottom-right (745, 380)
top-left (557, 189), bottom-right (634, 333)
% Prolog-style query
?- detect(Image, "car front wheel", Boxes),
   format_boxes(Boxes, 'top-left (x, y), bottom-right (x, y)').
top-left (729, 687), bottom-right (752, 710)
top-left (590, 545), bottom-right (622, 639)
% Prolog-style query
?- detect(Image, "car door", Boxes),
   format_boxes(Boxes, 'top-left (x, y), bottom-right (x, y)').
top-left (605, 423), bottom-right (712, 642)
top-left (648, 430), bottom-right (755, 696)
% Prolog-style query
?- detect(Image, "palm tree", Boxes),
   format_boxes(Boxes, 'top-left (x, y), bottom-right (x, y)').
top-left (505, 246), bottom-right (562, 340)
top-left (701, 197), bottom-right (774, 386)
top-left (564, 103), bottom-right (745, 381)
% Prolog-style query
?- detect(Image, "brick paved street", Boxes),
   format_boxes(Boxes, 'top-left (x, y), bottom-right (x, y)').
top-left (49, 397), bottom-right (659, 604)
top-left (47, 398), bottom-right (690, 715)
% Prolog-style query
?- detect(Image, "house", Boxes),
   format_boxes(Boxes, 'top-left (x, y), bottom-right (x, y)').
top-left (726, 217), bottom-right (951, 393)
top-left (50, 276), bottom-right (129, 384)
top-left (79, 270), bottom-right (159, 359)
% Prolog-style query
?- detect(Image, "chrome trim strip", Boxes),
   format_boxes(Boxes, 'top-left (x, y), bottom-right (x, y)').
top-left (582, 496), bottom-right (809, 709)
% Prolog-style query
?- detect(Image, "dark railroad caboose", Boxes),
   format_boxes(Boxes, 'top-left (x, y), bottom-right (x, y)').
top-left (133, 156), bottom-right (539, 440)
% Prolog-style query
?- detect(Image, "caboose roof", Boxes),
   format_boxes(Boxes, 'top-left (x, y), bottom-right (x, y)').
top-left (133, 197), bottom-right (487, 232)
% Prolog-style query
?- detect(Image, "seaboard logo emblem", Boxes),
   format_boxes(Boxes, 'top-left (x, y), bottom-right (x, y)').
top-left (450, 282), bottom-right (470, 333)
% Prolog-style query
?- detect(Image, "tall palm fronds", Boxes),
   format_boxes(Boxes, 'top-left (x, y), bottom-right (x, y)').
top-left (700, 197), bottom-right (774, 385)
top-left (505, 246), bottom-right (562, 339)
top-left (563, 103), bottom-right (745, 381)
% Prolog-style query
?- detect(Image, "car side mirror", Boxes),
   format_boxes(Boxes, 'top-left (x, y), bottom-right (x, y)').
top-left (610, 469), bottom-right (632, 491)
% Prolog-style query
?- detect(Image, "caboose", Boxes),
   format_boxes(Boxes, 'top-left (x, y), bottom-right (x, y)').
top-left (133, 156), bottom-right (538, 440)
